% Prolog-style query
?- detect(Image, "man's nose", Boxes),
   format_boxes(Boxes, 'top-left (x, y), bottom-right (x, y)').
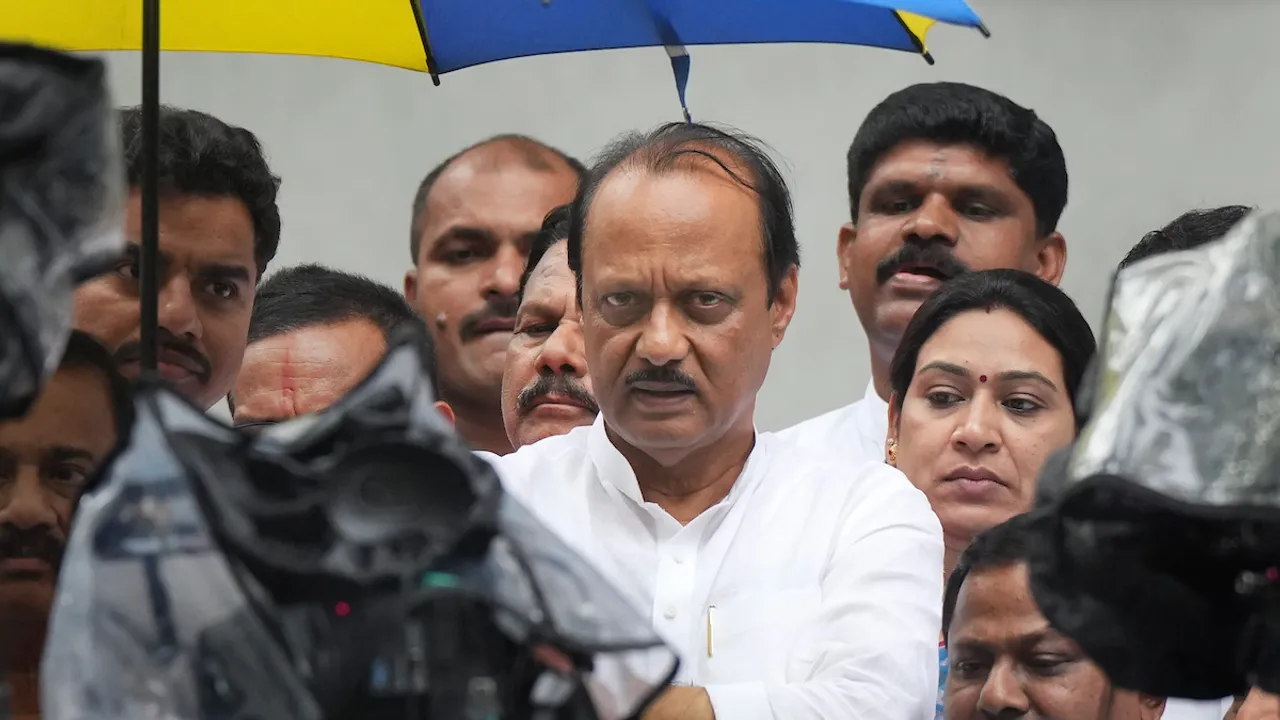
top-left (485, 243), bottom-right (525, 300)
top-left (635, 303), bottom-right (690, 368)
top-left (537, 320), bottom-right (588, 378)
top-left (952, 398), bottom-right (1002, 454)
top-left (977, 659), bottom-right (1030, 718)
top-left (0, 469), bottom-right (59, 531)
top-left (157, 273), bottom-right (203, 340)
top-left (904, 194), bottom-right (960, 245)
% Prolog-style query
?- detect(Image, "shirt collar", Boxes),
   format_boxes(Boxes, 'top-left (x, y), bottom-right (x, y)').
top-left (859, 378), bottom-right (890, 447)
top-left (586, 413), bottom-right (765, 509)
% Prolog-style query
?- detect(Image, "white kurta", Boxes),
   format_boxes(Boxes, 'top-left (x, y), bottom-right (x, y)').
top-left (776, 380), bottom-right (890, 468)
top-left (479, 414), bottom-right (944, 720)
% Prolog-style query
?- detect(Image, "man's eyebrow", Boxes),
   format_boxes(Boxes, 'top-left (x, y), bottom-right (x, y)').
top-left (433, 226), bottom-right (497, 247)
top-left (953, 184), bottom-right (1014, 203)
top-left (122, 242), bottom-right (173, 268)
top-left (198, 263), bottom-right (253, 285)
top-left (867, 179), bottom-right (921, 197)
top-left (945, 639), bottom-right (991, 654)
top-left (46, 446), bottom-right (96, 463)
top-left (517, 297), bottom-right (561, 320)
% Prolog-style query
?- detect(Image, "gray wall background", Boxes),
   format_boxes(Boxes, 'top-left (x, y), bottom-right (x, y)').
top-left (97, 0), bottom-right (1280, 430)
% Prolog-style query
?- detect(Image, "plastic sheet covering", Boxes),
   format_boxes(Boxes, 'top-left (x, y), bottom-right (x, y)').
top-left (41, 391), bottom-right (318, 720)
top-left (1065, 209), bottom-right (1280, 508)
top-left (42, 334), bottom-right (676, 720)
top-left (1026, 209), bottom-right (1280, 701)
top-left (0, 42), bottom-right (124, 418)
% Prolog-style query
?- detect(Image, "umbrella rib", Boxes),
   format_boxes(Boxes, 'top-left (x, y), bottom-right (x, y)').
top-left (409, 1), bottom-right (442, 84)
top-left (892, 11), bottom-right (934, 66)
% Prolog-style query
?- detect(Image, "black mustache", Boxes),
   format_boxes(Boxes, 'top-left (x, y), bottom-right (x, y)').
top-left (874, 243), bottom-right (970, 286)
top-left (0, 524), bottom-right (63, 568)
top-left (114, 330), bottom-right (212, 383)
top-left (459, 298), bottom-right (520, 342)
top-left (517, 374), bottom-right (599, 416)
top-left (625, 365), bottom-right (698, 392)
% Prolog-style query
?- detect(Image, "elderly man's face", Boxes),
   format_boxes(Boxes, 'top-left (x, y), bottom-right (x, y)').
top-left (579, 161), bottom-right (797, 464)
top-left (0, 365), bottom-right (118, 622)
top-left (502, 242), bottom-right (597, 448)
top-left (232, 320), bottom-right (454, 428)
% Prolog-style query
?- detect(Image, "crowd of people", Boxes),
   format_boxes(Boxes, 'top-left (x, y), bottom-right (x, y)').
top-left (0, 80), bottom-right (1265, 719)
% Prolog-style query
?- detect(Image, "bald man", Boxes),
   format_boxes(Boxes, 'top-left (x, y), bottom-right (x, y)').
top-left (404, 135), bottom-right (584, 454)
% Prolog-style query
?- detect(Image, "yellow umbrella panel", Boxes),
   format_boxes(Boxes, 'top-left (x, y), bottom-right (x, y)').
top-left (4, 0), bottom-right (433, 73)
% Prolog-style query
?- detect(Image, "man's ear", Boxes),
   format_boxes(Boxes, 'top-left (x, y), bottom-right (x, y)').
top-left (435, 400), bottom-right (455, 426)
top-left (769, 265), bottom-right (800, 348)
top-left (1035, 232), bottom-right (1068, 286)
top-left (404, 269), bottom-right (418, 304)
top-left (837, 223), bottom-right (857, 290)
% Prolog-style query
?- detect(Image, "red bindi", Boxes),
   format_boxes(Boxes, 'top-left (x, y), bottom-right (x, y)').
top-left (979, 374), bottom-right (988, 383)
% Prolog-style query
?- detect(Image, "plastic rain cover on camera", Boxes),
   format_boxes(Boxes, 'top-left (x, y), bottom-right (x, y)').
top-left (1026, 209), bottom-right (1280, 699)
top-left (249, 337), bottom-right (679, 719)
top-left (41, 386), bottom-right (314, 720)
top-left (0, 42), bottom-right (124, 419)
top-left (42, 336), bottom-right (676, 720)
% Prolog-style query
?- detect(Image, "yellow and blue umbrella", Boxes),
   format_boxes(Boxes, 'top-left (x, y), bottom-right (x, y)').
top-left (3, 0), bottom-right (988, 369)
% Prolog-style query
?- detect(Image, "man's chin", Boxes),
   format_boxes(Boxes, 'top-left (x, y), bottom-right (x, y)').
top-left (873, 298), bottom-right (927, 342)
top-left (608, 414), bottom-right (713, 455)
top-left (0, 581), bottom-right (55, 619)
top-left (517, 410), bottom-right (598, 447)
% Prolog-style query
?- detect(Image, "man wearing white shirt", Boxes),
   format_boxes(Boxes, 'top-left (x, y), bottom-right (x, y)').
top-left (778, 83), bottom-right (1070, 465)
top-left (480, 122), bottom-right (944, 719)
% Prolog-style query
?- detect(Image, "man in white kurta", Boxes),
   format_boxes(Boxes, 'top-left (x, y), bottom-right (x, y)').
top-left (480, 122), bottom-right (944, 720)
top-left (486, 420), bottom-right (942, 719)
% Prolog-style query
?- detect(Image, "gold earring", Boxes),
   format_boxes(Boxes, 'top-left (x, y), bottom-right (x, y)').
top-left (886, 439), bottom-right (898, 467)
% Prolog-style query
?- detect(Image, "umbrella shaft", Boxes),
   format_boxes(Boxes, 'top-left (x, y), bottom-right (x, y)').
top-left (139, 0), bottom-right (161, 371)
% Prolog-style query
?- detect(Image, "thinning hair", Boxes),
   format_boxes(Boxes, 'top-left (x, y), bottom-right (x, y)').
top-left (408, 135), bottom-right (585, 262)
top-left (567, 122), bottom-right (800, 305)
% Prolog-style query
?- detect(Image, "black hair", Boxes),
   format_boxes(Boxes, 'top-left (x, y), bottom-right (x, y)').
top-left (847, 82), bottom-right (1068, 238)
top-left (58, 330), bottom-right (133, 442)
top-left (889, 269), bottom-right (1096, 431)
top-left (518, 204), bottom-right (573, 306)
top-left (942, 512), bottom-right (1040, 640)
top-left (118, 105), bottom-right (281, 279)
top-left (568, 122), bottom-right (800, 304)
top-left (1119, 205), bottom-right (1253, 270)
top-left (409, 135), bottom-right (586, 262)
top-left (242, 263), bottom-right (438, 394)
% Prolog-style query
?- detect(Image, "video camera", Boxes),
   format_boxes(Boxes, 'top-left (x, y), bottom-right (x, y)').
top-left (40, 329), bottom-right (677, 720)
top-left (1028, 210), bottom-right (1280, 700)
